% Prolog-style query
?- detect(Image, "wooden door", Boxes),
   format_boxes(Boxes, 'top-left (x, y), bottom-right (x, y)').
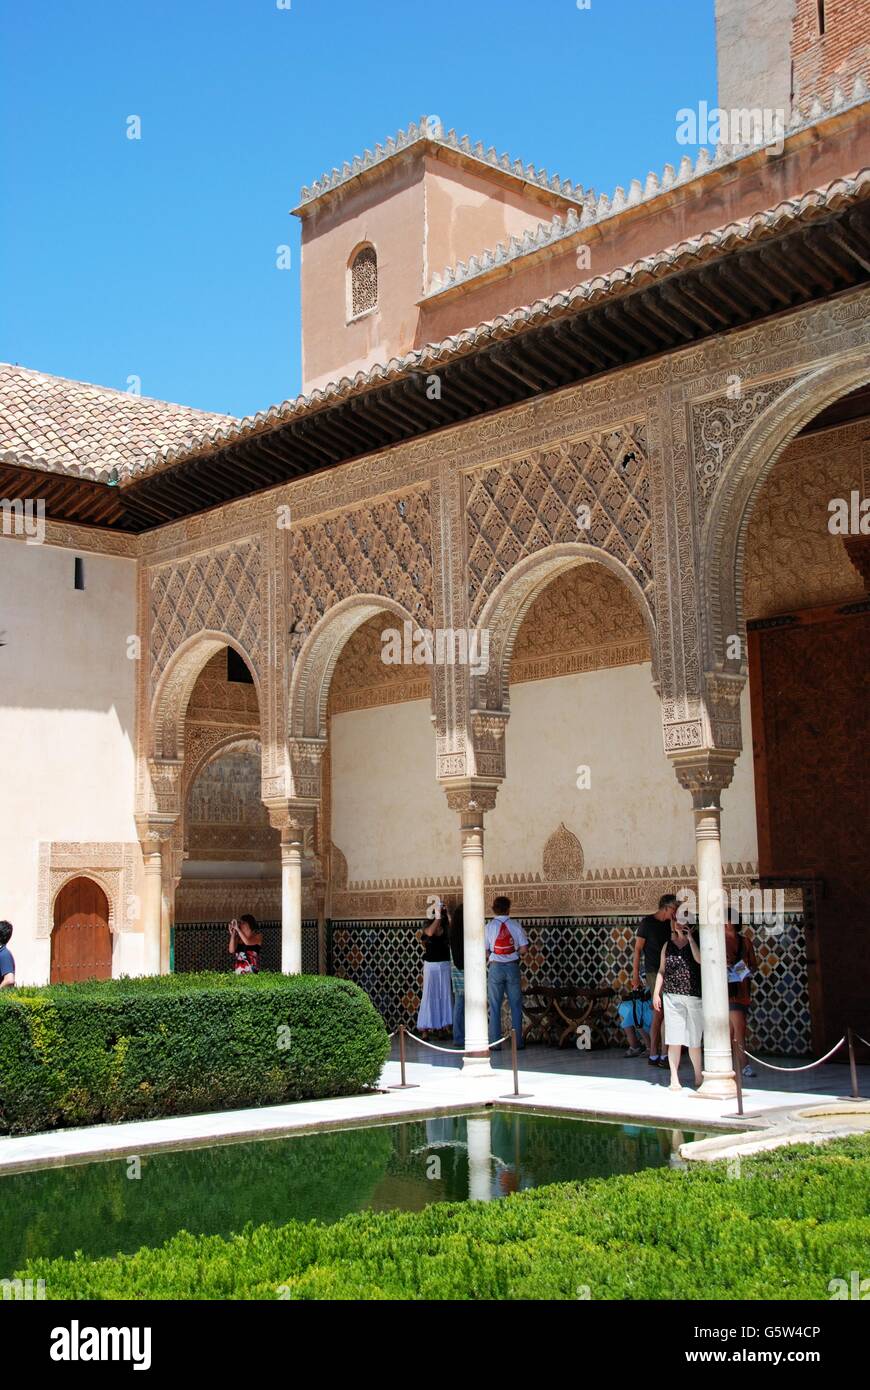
top-left (51, 878), bottom-right (113, 983)
top-left (748, 602), bottom-right (870, 1050)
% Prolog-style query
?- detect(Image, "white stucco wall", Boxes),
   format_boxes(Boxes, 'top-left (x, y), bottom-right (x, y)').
top-left (490, 664), bottom-right (758, 874)
top-left (0, 538), bottom-right (140, 983)
top-left (331, 699), bottom-right (457, 883)
top-left (330, 663), bottom-right (759, 892)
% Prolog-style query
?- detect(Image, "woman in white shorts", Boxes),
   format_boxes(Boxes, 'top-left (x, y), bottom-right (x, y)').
top-left (652, 921), bottom-right (703, 1091)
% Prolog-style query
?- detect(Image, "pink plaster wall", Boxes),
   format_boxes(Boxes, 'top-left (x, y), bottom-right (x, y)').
top-left (298, 114), bottom-right (869, 392)
top-left (298, 146), bottom-right (576, 392)
top-left (299, 155), bottom-right (426, 393)
top-left (417, 117), bottom-right (870, 345)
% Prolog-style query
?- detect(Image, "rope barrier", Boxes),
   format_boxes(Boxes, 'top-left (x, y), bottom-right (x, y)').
top-left (403, 1030), bottom-right (511, 1054)
top-left (405, 1032), bottom-right (464, 1054)
top-left (741, 1036), bottom-right (846, 1072)
top-left (855, 1033), bottom-right (870, 1051)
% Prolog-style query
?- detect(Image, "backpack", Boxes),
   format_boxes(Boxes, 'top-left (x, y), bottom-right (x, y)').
top-left (492, 919), bottom-right (516, 956)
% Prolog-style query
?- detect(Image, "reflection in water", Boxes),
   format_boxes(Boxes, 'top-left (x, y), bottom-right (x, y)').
top-left (0, 1112), bottom-right (703, 1273)
top-left (467, 1114), bottom-right (493, 1201)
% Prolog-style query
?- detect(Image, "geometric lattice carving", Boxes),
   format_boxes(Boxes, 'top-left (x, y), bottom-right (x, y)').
top-left (542, 823), bottom-right (584, 881)
top-left (287, 492), bottom-right (433, 640)
top-left (150, 538), bottom-right (262, 683)
top-left (350, 245), bottom-right (378, 318)
top-left (466, 423), bottom-right (652, 622)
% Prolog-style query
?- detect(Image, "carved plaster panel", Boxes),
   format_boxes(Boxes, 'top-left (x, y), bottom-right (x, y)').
top-left (743, 422), bottom-right (867, 619)
top-left (542, 823), bottom-right (585, 881)
top-left (36, 842), bottom-right (142, 939)
top-left (692, 379), bottom-right (795, 520)
top-left (174, 879), bottom-right (286, 924)
top-left (185, 739), bottom-right (280, 862)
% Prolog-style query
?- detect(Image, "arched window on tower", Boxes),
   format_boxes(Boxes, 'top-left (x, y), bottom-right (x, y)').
top-left (349, 244), bottom-right (378, 318)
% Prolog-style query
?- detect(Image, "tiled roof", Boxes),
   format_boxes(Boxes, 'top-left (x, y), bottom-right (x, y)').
top-left (118, 167), bottom-right (870, 484)
top-left (428, 76), bottom-right (870, 296)
top-left (295, 115), bottom-right (585, 209)
top-left (0, 364), bottom-right (235, 481)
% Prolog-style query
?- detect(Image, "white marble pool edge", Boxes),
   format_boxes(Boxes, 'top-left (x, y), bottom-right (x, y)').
top-left (1, 1057), bottom-right (861, 1175)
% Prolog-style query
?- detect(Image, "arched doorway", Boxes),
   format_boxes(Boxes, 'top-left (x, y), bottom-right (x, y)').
top-left (292, 597), bottom-right (440, 1020)
top-left (51, 877), bottom-right (112, 982)
top-left (173, 648), bottom-right (272, 970)
top-left (740, 386), bottom-right (870, 1050)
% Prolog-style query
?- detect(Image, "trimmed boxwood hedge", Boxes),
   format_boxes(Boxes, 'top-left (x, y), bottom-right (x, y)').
top-left (0, 972), bottom-right (390, 1135)
top-left (15, 1135), bottom-right (870, 1300)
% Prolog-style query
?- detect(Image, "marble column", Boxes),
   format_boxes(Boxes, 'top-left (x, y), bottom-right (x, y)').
top-left (692, 789), bottom-right (735, 1096)
top-left (674, 756), bottom-right (737, 1098)
top-left (160, 882), bottom-right (172, 976)
top-left (446, 783), bottom-right (500, 1077)
top-left (280, 826), bottom-right (304, 975)
top-left (140, 842), bottom-right (163, 977)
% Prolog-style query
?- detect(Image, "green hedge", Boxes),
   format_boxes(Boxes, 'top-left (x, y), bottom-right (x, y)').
top-left (16, 1135), bottom-right (870, 1300)
top-left (0, 972), bottom-right (390, 1135)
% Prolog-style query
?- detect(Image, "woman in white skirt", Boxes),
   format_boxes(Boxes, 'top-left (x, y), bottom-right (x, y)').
top-left (417, 902), bottom-right (453, 1038)
top-left (652, 920), bottom-right (703, 1091)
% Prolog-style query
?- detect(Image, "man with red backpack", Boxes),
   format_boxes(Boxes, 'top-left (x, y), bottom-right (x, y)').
top-left (485, 896), bottom-right (529, 1048)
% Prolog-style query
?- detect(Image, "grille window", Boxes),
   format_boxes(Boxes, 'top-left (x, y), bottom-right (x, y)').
top-left (350, 245), bottom-right (378, 317)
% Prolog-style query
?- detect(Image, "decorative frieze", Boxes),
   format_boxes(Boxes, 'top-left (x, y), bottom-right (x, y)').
top-left (329, 856), bottom-right (761, 921)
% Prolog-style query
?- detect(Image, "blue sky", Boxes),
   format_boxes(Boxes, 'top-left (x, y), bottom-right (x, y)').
top-left (1, 0), bottom-right (717, 419)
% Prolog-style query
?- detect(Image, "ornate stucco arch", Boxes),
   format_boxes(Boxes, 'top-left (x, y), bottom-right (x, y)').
top-left (702, 355), bottom-right (870, 675)
top-left (288, 593), bottom-right (430, 743)
top-left (471, 541), bottom-right (658, 714)
top-left (149, 630), bottom-right (265, 763)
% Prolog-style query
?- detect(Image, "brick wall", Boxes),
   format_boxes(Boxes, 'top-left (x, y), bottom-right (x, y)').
top-left (791, 0), bottom-right (870, 103)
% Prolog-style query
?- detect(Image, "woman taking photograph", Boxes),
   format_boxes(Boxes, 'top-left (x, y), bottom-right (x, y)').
top-left (228, 914), bottom-right (262, 974)
top-left (653, 918), bottom-right (703, 1091)
top-left (417, 900), bottom-right (452, 1038)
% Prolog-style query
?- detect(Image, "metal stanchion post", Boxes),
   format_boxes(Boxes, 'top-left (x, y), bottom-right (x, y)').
top-left (388, 1024), bottom-right (419, 1090)
top-left (847, 1027), bottom-right (861, 1100)
top-left (499, 1028), bottom-right (532, 1100)
top-left (732, 1039), bottom-right (744, 1118)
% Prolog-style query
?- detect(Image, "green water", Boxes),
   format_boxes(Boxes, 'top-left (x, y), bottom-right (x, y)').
top-left (1, 1111), bottom-right (699, 1272)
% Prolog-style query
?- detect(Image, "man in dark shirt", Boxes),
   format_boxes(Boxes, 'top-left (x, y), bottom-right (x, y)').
top-left (631, 895), bottom-right (676, 1066)
top-left (0, 921), bottom-right (16, 987)
top-left (448, 903), bottom-right (464, 1048)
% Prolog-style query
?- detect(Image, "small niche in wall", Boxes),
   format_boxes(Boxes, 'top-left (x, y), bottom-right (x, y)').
top-left (74, 557), bottom-right (85, 591)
